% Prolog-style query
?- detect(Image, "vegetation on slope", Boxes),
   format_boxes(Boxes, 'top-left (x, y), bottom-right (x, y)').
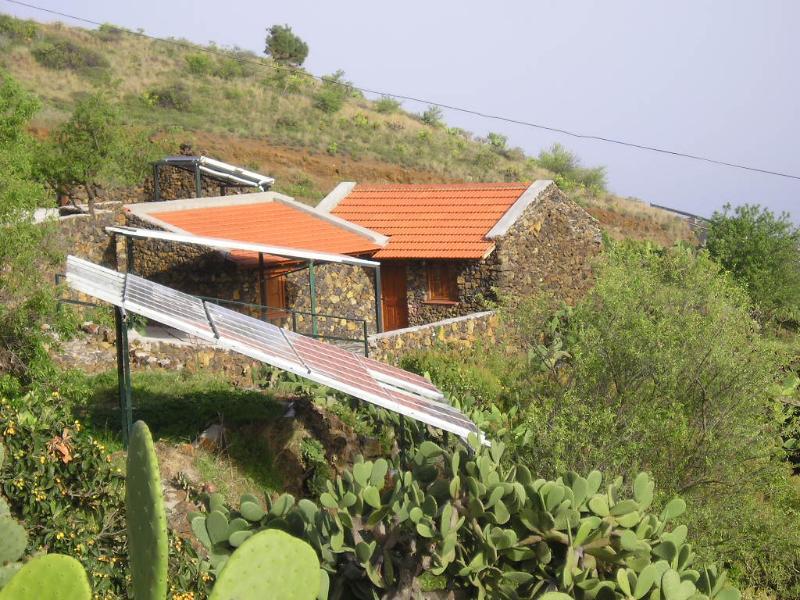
top-left (0, 13), bottom-right (694, 244)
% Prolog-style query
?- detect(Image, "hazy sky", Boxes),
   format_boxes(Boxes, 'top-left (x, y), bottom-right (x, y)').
top-left (5, 0), bottom-right (800, 218)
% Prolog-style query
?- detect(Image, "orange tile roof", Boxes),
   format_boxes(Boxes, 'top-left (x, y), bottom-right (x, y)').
top-left (330, 183), bottom-right (529, 259)
top-left (150, 202), bottom-right (380, 265)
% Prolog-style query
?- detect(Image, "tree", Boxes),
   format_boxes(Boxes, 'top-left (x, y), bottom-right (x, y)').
top-left (37, 93), bottom-right (155, 215)
top-left (0, 71), bottom-right (63, 380)
top-left (420, 105), bottom-right (443, 127)
top-left (264, 24), bottom-right (308, 67)
top-left (706, 203), bottom-right (800, 320)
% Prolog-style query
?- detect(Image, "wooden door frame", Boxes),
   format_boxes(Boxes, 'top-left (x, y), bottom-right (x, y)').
top-left (381, 261), bottom-right (409, 331)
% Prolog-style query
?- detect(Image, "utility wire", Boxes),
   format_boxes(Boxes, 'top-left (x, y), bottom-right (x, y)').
top-left (5, 0), bottom-right (800, 182)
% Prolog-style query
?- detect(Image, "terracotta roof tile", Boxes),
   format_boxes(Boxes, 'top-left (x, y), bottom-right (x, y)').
top-left (150, 202), bottom-right (380, 265)
top-left (330, 183), bottom-right (529, 259)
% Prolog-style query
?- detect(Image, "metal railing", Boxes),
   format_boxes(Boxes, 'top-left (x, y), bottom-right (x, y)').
top-left (197, 296), bottom-right (370, 356)
top-left (56, 274), bottom-right (371, 356)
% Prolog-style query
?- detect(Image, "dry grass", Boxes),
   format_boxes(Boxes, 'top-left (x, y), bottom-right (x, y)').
top-left (1, 15), bottom-right (693, 244)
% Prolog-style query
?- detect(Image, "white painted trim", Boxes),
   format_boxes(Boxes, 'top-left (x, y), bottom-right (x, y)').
top-left (485, 180), bottom-right (554, 240)
top-left (125, 192), bottom-right (278, 215)
top-left (317, 181), bottom-right (357, 213)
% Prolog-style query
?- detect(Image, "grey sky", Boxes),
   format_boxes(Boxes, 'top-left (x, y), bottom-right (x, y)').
top-left (5, 0), bottom-right (800, 219)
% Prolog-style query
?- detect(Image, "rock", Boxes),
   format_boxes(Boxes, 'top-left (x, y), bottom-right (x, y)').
top-left (157, 357), bottom-right (172, 368)
top-left (81, 321), bottom-right (100, 335)
top-left (195, 424), bottom-right (226, 452)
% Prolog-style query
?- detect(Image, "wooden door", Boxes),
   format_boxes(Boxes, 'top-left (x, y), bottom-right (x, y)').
top-left (381, 263), bottom-right (409, 331)
top-left (266, 270), bottom-right (288, 322)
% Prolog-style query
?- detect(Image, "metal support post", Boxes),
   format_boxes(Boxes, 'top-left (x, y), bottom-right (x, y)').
top-left (363, 321), bottom-right (369, 357)
top-left (309, 260), bottom-right (318, 337)
top-left (114, 306), bottom-right (133, 447)
top-left (152, 163), bottom-right (160, 202)
top-left (194, 163), bottom-right (203, 198)
top-left (374, 265), bottom-right (384, 333)
top-left (257, 252), bottom-right (267, 321)
top-left (125, 236), bottom-right (134, 274)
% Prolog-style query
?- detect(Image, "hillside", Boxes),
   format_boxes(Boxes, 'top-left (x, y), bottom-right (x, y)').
top-left (0, 13), bottom-right (694, 245)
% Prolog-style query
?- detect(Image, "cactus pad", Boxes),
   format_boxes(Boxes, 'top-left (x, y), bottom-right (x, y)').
top-left (0, 554), bottom-right (90, 600)
top-left (126, 420), bottom-right (168, 600)
top-left (209, 529), bottom-right (320, 600)
top-left (0, 516), bottom-right (27, 564)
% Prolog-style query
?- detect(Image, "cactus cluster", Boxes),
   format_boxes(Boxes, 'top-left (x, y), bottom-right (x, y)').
top-left (192, 435), bottom-right (742, 600)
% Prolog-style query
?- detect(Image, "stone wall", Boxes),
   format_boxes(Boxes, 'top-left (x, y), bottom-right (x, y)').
top-left (286, 264), bottom-right (378, 337)
top-left (367, 311), bottom-right (497, 363)
top-left (405, 260), bottom-right (497, 327)
top-left (492, 183), bottom-right (602, 305)
top-left (55, 206), bottom-right (124, 268)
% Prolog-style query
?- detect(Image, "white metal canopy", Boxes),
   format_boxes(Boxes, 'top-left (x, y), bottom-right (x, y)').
top-left (106, 226), bottom-right (380, 267)
top-left (65, 256), bottom-right (480, 440)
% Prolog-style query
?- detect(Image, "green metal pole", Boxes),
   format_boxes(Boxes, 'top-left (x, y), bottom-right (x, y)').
top-left (309, 260), bottom-right (317, 337)
top-left (114, 306), bottom-right (133, 447)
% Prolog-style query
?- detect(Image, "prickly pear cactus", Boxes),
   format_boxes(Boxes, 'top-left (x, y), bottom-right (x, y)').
top-left (0, 554), bottom-right (91, 600)
top-left (191, 437), bottom-right (742, 600)
top-left (209, 529), bottom-right (320, 600)
top-left (126, 420), bottom-right (168, 600)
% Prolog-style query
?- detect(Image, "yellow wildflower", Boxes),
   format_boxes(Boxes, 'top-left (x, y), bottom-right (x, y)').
top-left (56, 532), bottom-right (65, 540)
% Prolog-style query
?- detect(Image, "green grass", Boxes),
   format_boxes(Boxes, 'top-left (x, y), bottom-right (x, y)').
top-left (80, 369), bottom-right (283, 442)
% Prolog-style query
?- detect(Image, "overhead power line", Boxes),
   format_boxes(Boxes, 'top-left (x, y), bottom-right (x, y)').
top-left (5, 0), bottom-right (800, 182)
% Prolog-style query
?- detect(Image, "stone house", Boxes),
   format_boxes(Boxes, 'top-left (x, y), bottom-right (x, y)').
top-left (317, 181), bottom-right (602, 329)
top-left (119, 180), bottom-right (600, 336)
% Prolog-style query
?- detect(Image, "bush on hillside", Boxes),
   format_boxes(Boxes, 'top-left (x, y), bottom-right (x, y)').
top-left (706, 203), bottom-right (800, 321)
top-left (30, 36), bottom-right (109, 73)
top-left (91, 23), bottom-right (125, 43)
top-left (143, 83), bottom-right (192, 110)
top-left (403, 241), bottom-right (800, 596)
top-left (536, 143), bottom-right (607, 193)
top-left (0, 71), bottom-right (72, 383)
top-left (374, 95), bottom-right (401, 114)
top-left (185, 52), bottom-right (214, 76)
top-left (421, 105), bottom-right (443, 127)
top-left (0, 14), bottom-right (38, 43)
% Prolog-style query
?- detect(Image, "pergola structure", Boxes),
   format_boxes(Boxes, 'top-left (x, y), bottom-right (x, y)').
top-left (106, 226), bottom-right (384, 336)
top-left (152, 156), bottom-right (275, 201)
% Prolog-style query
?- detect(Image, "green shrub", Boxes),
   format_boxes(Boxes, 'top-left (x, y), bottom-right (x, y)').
top-left (143, 83), bottom-right (191, 110)
top-left (374, 95), bottom-right (400, 114)
top-left (185, 52), bottom-right (213, 76)
top-left (0, 14), bottom-right (38, 43)
top-left (313, 87), bottom-right (344, 114)
top-left (30, 37), bottom-right (109, 73)
top-left (0, 388), bottom-right (208, 597)
top-left (536, 143), bottom-right (607, 193)
top-left (706, 203), bottom-right (800, 321)
top-left (421, 105), bottom-right (443, 127)
top-left (92, 23), bottom-right (125, 43)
